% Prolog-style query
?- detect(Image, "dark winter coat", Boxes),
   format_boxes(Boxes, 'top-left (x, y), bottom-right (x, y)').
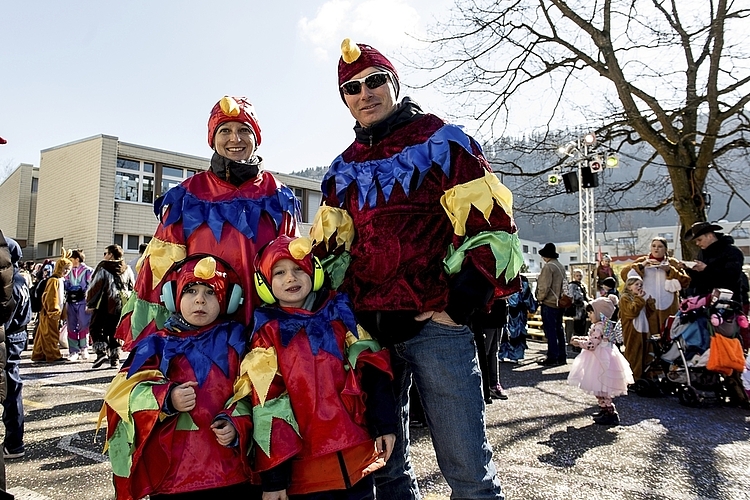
top-left (686, 234), bottom-right (745, 301)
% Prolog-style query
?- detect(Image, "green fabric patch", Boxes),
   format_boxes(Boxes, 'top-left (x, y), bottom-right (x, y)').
top-left (444, 231), bottom-right (523, 280)
top-left (108, 420), bottom-right (135, 478)
top-left (175, 412), bottom-right (198, 431)
top-left (253, 393), bottom-right (300, 457)
top-left (321, 252), bottom-right (351, 290)
top-left (129, 381), bottom-right (164, 413)
top-left (346, 339), bottom-right (382, 371)
top-left (127, 297), bottom-right (171, 341)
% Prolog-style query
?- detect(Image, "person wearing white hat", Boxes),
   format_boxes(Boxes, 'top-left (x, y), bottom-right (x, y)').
top-left (618, 270), bottom-right (654, 379)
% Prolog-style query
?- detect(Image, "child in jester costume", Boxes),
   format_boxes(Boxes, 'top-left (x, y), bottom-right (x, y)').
top-left (116, 95), bottom-right (300, 352)
top-left (234, 235), bottom-right (396, 499)
top-left (100, 256), bottom-right (261, 499)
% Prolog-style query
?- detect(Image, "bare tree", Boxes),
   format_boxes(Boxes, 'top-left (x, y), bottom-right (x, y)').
top-left (417, 0), bottom-right (750, 259)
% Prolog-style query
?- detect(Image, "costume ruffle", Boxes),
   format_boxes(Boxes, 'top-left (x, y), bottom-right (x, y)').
top-left (156, 184), bottom-right (300, 242)
top-left (127, 322), bottom-right (245, 387)
top-left (322, 124), bottom-right (480, 209)
top-left (252, 293), bottom-right (359, 360)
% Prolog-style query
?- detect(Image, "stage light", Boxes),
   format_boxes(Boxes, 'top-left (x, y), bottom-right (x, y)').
top-left (606, 153), bottom-right (619, 168)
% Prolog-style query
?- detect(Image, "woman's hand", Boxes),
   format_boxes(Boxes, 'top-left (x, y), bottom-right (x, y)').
top-left (210, 419), bottom-right (237, 446)
top-left (414, 310), bottom-right (458, 326)
top-left (170, 381), bottom-right (198, 412)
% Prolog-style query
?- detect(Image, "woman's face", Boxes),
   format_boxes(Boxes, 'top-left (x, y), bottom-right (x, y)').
top-left (650, 240), bottom-right (667, 259)
top-left (214, 121), bottom-right (257, 162)
top-left (573, 271), bottom-right (583, 281)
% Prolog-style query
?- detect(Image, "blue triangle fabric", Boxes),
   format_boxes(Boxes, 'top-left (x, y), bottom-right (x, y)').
top-left (155, 184), bottom-right (301, 242)
top-left (126, 322), bottom-right (246, 387)
top-left (321, 124), bottom-right (481, 209)
top-left (252, 293), bottom-right (360, 360)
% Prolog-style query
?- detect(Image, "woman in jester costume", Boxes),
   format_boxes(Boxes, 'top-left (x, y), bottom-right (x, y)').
top-left (100, 255), bottom-right (260, 499)
top-left (115, 95), bottom-right (300, 351)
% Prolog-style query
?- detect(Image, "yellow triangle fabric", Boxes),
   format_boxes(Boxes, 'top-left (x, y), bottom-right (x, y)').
top-left (440, 171), bottom-right (514, 237)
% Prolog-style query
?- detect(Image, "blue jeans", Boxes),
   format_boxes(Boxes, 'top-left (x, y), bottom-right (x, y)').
top-left (374, 320), bottom-right (503, 500)
top-left (541, 305), bottom-right (566, 361)
top-left (3, 330), bottom-right (26, 453)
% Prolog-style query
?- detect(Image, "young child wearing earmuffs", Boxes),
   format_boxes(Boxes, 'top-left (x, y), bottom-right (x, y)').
top-left (235, 235), bottom-right (397, 500)
top-left (99, 255), bottom-right (261, 500)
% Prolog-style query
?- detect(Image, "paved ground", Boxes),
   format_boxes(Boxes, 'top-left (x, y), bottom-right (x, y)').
top-left (5, 340), bottom-right (750, 500)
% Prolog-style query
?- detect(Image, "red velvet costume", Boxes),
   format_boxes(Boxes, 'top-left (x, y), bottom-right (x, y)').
top-left (237, 290), bottom-right (395, 495)
top-left (102, 320), bottom-right (254, 499)
top-left (317, 109), bottom-right (522, 341)
top-left (116, 170), bottom-right (299, 350)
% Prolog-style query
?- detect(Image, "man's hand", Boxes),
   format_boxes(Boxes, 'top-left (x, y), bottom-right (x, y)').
top-left (414, 310), bottom-right (459, 326)
top-left (375, 433), bottom-right (396, 463)
top-left (210, 419), bottom-right (237, 446)
top-left (170, 381), bottom-right (198, 412)
top-left (692, 260), bottom-right (707, 272)
top-left (262, 490), bottom-right (288, 500)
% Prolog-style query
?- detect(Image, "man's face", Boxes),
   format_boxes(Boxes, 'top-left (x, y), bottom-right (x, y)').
top-left (694, 232), bottom-right (717, 250)
top-left (342, 67), bottom-right (398, 128)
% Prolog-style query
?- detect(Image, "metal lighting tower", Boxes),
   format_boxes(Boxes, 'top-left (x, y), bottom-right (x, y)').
top-left (579, 133), bottom-right (596, 269)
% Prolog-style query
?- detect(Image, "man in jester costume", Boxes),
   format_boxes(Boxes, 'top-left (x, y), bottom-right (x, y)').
top-left (309, 39), bottom-right (523, 499)
top-left (100, 256), bottom-right (260, 499)
top-left (116, 96), bottom-right (300, 351)
top-left (234, 235), bottom-right (396, 499)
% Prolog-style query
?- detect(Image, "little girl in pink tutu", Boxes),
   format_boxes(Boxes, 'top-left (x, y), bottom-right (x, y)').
top-left (568, 295), bottom-right (634, 425)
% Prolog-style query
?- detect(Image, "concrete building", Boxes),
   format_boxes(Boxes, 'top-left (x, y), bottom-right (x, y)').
top-left (0, 163), bottom-right (39, 259)
top-left (1, 134), bottom-right (321, 265)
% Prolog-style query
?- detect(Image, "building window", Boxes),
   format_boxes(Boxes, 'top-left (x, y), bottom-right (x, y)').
top-left (115, 233), bottom-right (152, 251)
top-left (738, 245), bottom-right (750, 257)
top-left (161, 164), bottom-right (196, 195)
top-left (570, 256), bottom-right (578, 262)
top-left (533, 247), bottom-right (537, 254)
top-left (116, 158), bottom-right (196, 204)
top-left (38, 239), bottom-right (62, 258)
top-left (31, 177), bottom-right (38, 193)
top-left (523, 244), bottom-right (529, 253)
top-left (116, 158), bottom-right (154, 204)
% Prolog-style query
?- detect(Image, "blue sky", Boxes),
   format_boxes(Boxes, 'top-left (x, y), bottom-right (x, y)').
top-left (0, 0), bottom-right (453, 177)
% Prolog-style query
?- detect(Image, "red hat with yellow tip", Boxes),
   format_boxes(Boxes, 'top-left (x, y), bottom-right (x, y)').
top-left (207, 96), bottom-right (262, 149)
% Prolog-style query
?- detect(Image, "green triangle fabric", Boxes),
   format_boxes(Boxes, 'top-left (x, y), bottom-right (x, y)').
top-left (444, 231), bottom-right (523, 280)
top-left (252, 393), bottom-right (300, 457)
top-left (108, 419), bottom-right (135, 478)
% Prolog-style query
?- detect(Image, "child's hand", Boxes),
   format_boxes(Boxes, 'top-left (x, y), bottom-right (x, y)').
top-left (170, 381), bottom-right (198, 412)
top-left (375, 433), bottom-right (396, 463)
top-left (210, 419), bottom-right (237, 446)
top-left (262, 490), bottom-right (288, 500)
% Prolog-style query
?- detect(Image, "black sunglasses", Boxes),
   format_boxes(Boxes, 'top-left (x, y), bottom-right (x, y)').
top-left (340, 72), bottom-right (390, 96)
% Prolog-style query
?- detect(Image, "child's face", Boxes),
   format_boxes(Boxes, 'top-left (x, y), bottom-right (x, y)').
top-left (628, 280), bottom-right (643, 295)
top-left (587, 309), bottom-right (597, 323)
top-left (271, 258), bottom-right (312, 309)
top-left (180, 283), bottom-right (221, 327)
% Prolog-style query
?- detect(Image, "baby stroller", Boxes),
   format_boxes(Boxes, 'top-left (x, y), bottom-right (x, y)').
top-left (658, 290), bottom-right (749, 408)
top-left (631, 328), bottom-right (674, 397)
